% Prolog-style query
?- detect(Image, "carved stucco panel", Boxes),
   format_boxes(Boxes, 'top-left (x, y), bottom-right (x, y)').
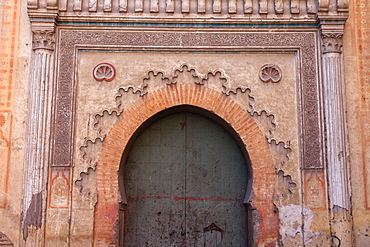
top-left (56, 30), bottom-right (324, 245)
top-left (73, 52), bottom-right (300, 216)
top-left (55, 31), bottom-right (322, 244)
top-left (56, 30), bottom-right (321, 178)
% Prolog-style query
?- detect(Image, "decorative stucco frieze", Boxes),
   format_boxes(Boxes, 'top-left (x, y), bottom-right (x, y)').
top-left (55, 30), bottom-right (322, 173)
top-left (27, 0), bottom-right (347, 22)
top-left (318, 0), bottom-right (349, 13)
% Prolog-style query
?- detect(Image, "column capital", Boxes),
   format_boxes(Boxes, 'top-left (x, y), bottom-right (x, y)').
top-left (321, 32), bottom-right (343, 54)
top-left (319, 23), bottom-right (345, 54)
top-left (31, 22), bottom-right (56, 51)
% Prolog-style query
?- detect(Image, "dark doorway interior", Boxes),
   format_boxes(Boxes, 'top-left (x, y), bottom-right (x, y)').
top-left (119, 107), bottom-right (252, 246)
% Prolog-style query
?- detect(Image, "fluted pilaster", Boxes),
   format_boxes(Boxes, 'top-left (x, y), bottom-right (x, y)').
top-left (21, 23), bottom-right (55, 246)
top-left (321, 28), bottom-right (352, 246)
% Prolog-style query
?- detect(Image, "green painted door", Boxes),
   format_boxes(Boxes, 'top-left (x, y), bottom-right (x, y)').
top-left (124, 112), bottom-right (248, 246)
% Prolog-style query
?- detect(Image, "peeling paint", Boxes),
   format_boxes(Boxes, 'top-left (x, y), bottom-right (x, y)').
top-left (22, 192), bottom-right (42, 240)
top-left (355, 229), bottom-right (370, 245)
top-left (279, 204), bottom-right (321, 246)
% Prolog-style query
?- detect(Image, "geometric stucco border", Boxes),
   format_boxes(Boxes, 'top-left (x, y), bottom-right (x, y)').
top-left (54, 30), bottom-right (322, 169)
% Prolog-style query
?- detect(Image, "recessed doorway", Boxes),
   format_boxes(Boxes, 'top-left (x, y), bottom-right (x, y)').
top-left (120, 107), bottom-right (251, 246)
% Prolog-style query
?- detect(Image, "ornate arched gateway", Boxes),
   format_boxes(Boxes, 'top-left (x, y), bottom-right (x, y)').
top-left (23, 0), bottom-right (351, 246)
top-left (96, 85), bottom-right (277, 246)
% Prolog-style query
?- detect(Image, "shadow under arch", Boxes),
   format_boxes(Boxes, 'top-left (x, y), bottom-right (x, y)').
top-left (117, 105), bottom-right (254, 246)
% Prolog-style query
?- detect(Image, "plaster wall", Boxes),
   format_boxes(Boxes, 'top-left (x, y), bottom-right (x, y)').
top-left (344, 0), bottom-right (370, 245)
top-left (0, 0), bottom-right (31, 245)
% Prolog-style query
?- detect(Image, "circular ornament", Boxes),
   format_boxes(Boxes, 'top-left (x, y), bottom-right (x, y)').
top-left (93, 63), bottom-right (116, 81)
top-left (259, 64), bottom-right (282, 83)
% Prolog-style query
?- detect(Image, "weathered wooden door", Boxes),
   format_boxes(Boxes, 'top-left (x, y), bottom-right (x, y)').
top-left (124, 112), bottom-right (248, 246)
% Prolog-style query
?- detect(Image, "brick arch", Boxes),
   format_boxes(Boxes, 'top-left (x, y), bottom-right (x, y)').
top-left (95, 84), bottom-right (278, 246)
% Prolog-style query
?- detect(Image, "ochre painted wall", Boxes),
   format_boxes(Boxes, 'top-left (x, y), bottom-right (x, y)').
top-left (0, 0), bottom-right (21, 244)
top-left (345, 0), bottom-right (370, 245)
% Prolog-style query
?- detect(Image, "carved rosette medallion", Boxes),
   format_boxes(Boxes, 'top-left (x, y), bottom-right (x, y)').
top-left (93, 63), bottom-right (116, 81)
top-left (259, 64), bottom-right (282, 83)
top-left (321, 32), bottom-right (343, 54)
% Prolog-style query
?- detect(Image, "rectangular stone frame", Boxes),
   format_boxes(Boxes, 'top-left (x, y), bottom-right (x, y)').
top-left (51, 28), bottom-right (323, 244)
